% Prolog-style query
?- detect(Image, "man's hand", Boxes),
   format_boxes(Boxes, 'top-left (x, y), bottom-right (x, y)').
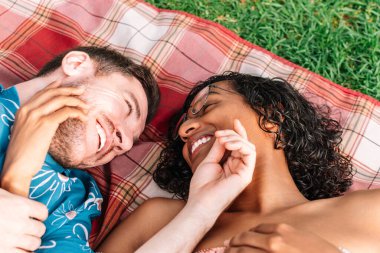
top-left (0, 188), bottom-right (48, 253)
top-left (1, 81), bottom-right (88, 196)
top-left (225, 223), bottom-right (341, 253)
top-left (188, 119), bottom-right (256, 218)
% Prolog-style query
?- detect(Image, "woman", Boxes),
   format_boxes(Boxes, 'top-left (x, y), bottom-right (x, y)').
top-left (99, 72), bottom-right (379, 253)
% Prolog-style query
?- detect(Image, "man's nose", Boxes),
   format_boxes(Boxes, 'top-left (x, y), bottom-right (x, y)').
top-left (113, 128), bottom-right (133, 154)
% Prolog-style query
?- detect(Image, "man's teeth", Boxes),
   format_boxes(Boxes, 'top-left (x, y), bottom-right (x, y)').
top-left (191, 136), bottom-right (211, 154)
top-left (96, 123), bottom-right (106, 152)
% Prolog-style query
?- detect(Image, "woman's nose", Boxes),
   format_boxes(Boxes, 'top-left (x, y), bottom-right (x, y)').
top-left (178, 119), bottom-right (201, 142)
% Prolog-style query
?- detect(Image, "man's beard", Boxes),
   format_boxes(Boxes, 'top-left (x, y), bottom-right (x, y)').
top-left (49, 118), bottom-right (86, 168)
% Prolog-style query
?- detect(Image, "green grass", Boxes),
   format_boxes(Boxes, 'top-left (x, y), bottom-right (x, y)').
top-left (146, 0), bottom-right (380, 100)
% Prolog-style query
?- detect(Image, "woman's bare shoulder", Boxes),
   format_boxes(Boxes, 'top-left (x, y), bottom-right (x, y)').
top-left (137, 197), bottom-right (186, 217)
top-left (342, 188), bottom-right (380, 201)
top-left (333, 189), bottom-right (380, 218)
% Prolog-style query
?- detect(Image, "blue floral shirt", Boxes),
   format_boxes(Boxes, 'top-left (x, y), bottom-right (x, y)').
top-left (0, 85), bottom-right (102, 252)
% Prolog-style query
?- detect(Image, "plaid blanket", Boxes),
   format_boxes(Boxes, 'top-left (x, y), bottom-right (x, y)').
top-left (0, 0), bottom-right (379, 248)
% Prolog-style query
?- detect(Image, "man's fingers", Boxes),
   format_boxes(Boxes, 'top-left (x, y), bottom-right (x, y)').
top-left (215, 129), bottom-right (239, 138)
top-left (220, 139), bottom-right (256, 169)
top-left (216, 131), bottom-right (254, 156)
top-left (46, 106), bottom-right (89, 124)
top-left (216, 125), bottom-right (256, 176)
top-left (24, 218), bottom-right (46, 238)
top-left (7, 248), bottom-right (29, 253)
top-left (234, 119), bottom-right (248, 139)
top-left (27, 86), bottom-right (85, 110)
top-left (45, 80), bottom-right (61, 89)
top-left (201, 138), bottom-right (225, 164)
top-left (35, 95), bottom-right (89, 116)
top-left (216, 121), bottom-right (248, 139)
top-left (220, 140), bottom-right (254, 154)
top-left (16, 234), bottom-right (42, 252)
top-left (26, 200), bottom-right (48, 221)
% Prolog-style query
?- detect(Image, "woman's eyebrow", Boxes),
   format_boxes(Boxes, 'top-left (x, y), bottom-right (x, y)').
top-left (208, 90), bottom-right (220, 95)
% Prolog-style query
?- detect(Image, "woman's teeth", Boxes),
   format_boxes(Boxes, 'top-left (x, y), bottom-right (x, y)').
top-left (96, 123), bottom-right (106, 151)
top-left (191, 136), bottom-right (211, 154)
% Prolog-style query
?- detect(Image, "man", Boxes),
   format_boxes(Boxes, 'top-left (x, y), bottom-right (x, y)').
top-left (0, 46), bottom-right (159, 252)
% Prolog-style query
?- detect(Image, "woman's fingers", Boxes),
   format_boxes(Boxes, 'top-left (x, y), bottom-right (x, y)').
top-left (229, 230), bottom-right (271, 249)
top-left (225, 247), bottom-right (266, 253)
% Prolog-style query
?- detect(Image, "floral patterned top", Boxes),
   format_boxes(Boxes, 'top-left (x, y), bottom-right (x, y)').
top-left (0, 85), bottom-right (102, 253)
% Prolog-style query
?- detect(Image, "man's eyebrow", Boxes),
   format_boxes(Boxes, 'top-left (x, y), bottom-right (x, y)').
top-left (127, 91), bottom-right (141, 119)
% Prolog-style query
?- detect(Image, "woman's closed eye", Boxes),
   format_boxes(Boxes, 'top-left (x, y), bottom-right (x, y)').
top-left (202, 95), bottom-right (219, 113)
top-left (186, 103), bottom-right (214, 120)
top-left (202, 102), bottom-right (215, 113)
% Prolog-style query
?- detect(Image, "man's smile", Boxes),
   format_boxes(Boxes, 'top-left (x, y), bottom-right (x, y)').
top-left (96, 122), bottom-right (106, 152)
top-left (95, 117), bottom-right (115, 155)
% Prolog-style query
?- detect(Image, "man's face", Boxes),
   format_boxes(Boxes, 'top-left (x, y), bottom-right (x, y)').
top-left (49, 72), bottom-right (148, 168)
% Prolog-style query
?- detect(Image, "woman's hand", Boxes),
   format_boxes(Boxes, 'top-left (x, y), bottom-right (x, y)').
top-left (1, 81), bottom-right (88, 197)
top-left (225, 223), bottom-right (342, 253)
top-left (187, 119), bottom-right (256, 215)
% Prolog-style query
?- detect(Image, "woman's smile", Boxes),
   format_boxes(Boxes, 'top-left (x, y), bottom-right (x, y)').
top-left (190, 135), bottom-right (212, 155)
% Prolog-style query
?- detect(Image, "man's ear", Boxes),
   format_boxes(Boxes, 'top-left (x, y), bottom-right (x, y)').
top-left (61, 51), bottom-right (94, 77)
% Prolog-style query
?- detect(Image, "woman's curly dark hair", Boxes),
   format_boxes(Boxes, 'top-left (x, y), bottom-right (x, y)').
top-left (153, 72), bottom-right (353, 200)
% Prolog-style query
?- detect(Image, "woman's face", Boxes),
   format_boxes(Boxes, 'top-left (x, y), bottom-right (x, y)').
top-left (177, 81), bottom-right (260, 172)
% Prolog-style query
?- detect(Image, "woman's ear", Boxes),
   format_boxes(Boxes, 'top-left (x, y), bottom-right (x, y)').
top-left (264, 110), bottom-right (286, 149)
top-left (263, 121), bottom-right (278, 131)
top-left (61, 51), bottom-right (94, 77)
